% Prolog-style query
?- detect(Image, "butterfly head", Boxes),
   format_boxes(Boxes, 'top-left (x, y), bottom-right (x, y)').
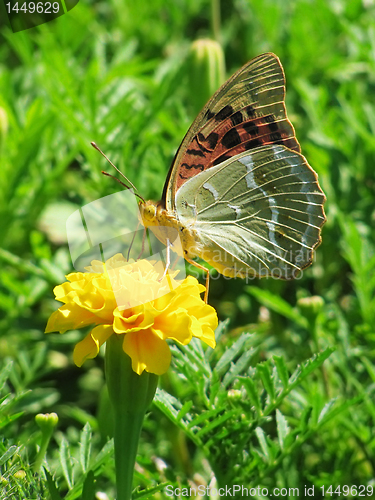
top-left (139, 200), bottom-right (160, 227)
top-left (140, 197), bottom-right (184, 234)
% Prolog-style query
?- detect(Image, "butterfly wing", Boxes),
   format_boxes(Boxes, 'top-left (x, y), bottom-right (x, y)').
top-left (163, 53), bottom-right (300, 210)
top-left (175, 145), bottom-right (326, 279)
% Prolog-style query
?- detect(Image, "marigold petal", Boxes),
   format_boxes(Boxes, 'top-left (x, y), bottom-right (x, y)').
top-left (45, 305), bottom-right (96, 333)
top-left (113, 305), bottom-right (156, 334)
top-left (66, 271), bottom-right (99, 283)
top-left (201, 325), bottom-right (217, 348)
top-left (153, 278), bottom-right (204, 313)
top-left (122, 330), bottom-right (171, 375)
top-left (73, 324), bottom-right (113, 366)
top-left (153, 308), bottom-right (192, 344)
top-left (189, 303), bottom-right (218, 347)
top-left (190, 316), bottom-right (216, 348)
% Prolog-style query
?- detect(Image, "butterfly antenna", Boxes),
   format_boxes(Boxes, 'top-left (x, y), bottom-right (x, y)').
top-left (91, 142), bottom-right (145, 203)
top-left (102, 171), bottom-right (132, 190)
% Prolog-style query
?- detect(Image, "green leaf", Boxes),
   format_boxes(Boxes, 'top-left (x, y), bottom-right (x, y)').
top-left (0, 362), bottom-right (13, 391)
top-left (214, 334), bottom-right (252, 375)
top-left (79, 423), bottom-right (92, 473)
top-left (0, 446), bottom-right (18, 466)
top-left (317, 396), bottom-right (363, 427)
top-left (89, 439), bottom-right (114, 472)
top-left (0, 412), bottom-right (25, 430)
top-left (241, 377), bottom-right (262, 415)
top-left (289, 348), bottom-right (335, 386)
top-left (247, 287), bottom-right (308, 328)
top-left (276, 409), bottom-right (289, 449)
top-left (44, 469), bottom-right (62, 500)
top-left (177, 400), bottom-right (194, 421)
top-left (133, 482), bottom-right (170, 499)
top-left (255, 427), bottom-right (270, 462)
top-left (318, 398), bottom-right (338, 424)
top-left (195, 409), bottom-right (237, 438)
top-left (188, 407), bottom-right (223, 430)
top-left (59, 437), bottom-right (74, 489)
top-left (299, 406), bottom-right (313, 432)
top-left (273, 355), bottom-right (289, 388)
top-left (222, 348), bottom-right (256, 389)
top-left (257, 363), bottom-right (275, 401)
top-left (81, 470), bottom-right (96, 500)
top-left (153, 389), bottom-right (199, 445)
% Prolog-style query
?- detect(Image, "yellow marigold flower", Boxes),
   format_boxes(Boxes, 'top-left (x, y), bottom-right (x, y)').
top-left (45, 254), bottom-right (217, 375)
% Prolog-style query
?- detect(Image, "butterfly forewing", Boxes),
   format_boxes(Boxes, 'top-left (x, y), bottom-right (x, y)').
top-left (164, 53), bottom-right (301, 209)
top-left (175, 145), bottom-right (325, 279)
top-left (140, 52), bottom-right (326, 290)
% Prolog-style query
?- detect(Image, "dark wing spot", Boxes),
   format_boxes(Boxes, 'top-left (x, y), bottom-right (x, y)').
top-left (222, 128), bottom-right (241, 149)
top-left (264, 114), bottom-right (277, 129)
top-left (270, 132), bottom-right (283, 142)
top-left (230, 111), bottom-right (243, 126)
top-left (245, 105), bottom-right (256, 118)
top-left (264, 114), bottom-right (276, 122)
top-left (215, 105), bottom-right (234, 121)
top-left (187, 148), bottom-right (205, 157)
top-left (213, 154), bottom-right (231, 166)
top-left (195, 133), bottom-right (211, 153)
top-left (243, 121), bottom-right (259, 136)
top-left (268, 122), bottom-right (279, 132)
top-left (206, 132), bottom-right (219, 149)
top-left (204, 109), bottom-right (215, 120)
top-left (181, 162), bottom-right (204, 171)
top-left (245, 138), bottom-right (262, 150)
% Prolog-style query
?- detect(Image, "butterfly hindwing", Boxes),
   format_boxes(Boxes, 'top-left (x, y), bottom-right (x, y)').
top-left (164, 53), bottom-right (301, 209)
top-left (175, 145), bottom-right (326, 279)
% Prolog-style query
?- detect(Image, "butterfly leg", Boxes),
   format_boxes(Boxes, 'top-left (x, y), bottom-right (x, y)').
top-left (136, 226), bottom-right (147, 260)
top-left (184, 257), bottom-right (210, 303)
top-left (127, 219), bottom-right (141, 261)
top-left (159, 238), bottom-right (171, 282)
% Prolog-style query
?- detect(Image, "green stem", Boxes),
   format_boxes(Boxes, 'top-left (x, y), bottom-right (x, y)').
top-left (113, 409), bottom-right (144, 500)
top-left (211, 0), bottom-right (221, 42)
top-left (105, 334), bottom-right (158, 500)
top-left (33, 432), bottom-right (52, 473)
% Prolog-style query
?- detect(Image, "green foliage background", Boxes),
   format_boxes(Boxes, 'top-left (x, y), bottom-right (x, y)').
top-left (0, 0), bottom-right (375, 498)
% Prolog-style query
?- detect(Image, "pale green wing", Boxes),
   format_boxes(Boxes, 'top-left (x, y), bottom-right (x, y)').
top-left (175, 144), bottom-right (326, 279)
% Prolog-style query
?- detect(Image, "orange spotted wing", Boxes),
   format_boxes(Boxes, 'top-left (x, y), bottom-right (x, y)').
top-left (163, 53), bottom-right (300, 210)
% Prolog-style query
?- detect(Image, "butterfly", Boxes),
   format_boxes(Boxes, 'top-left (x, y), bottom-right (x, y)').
top-left (119, 53), bottom-right (326, 301)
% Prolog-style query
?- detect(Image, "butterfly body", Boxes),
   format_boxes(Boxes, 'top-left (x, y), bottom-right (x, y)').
top-left (138, 53), bottom-right (326, 294)
top-left (139, 200), bottom-right (204, 261)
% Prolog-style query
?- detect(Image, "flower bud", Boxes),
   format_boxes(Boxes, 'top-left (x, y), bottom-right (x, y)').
top-left (14, 470), bottom-right (26, 479)
top-left (33, 413), bottom-right (59, 472)
top-left (35, 412), bottom-right (59, 432)
top-left (297, 296), bottom-right (324, 325)
top-left (188, 39), bottom-right (225, 114)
